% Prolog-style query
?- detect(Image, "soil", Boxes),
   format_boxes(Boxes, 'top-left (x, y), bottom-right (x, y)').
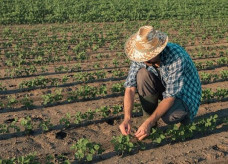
top-left (0, 21), bottom-right (227, 163)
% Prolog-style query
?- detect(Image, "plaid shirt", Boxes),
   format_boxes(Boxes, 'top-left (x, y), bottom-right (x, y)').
top-left (124, 42), bottom-right (202, 120)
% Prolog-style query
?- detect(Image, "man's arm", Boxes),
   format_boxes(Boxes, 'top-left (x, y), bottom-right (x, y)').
top-left (135, 97), bottom-right (175, 140)
top-left (119, 87), bottom-right (136, 135)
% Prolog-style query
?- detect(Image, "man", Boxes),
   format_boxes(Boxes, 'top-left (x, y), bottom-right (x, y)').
top-left (119, 26), bottom-right (202, 141)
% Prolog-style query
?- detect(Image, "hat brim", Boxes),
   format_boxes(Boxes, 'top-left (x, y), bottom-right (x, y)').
top-left (124, 33), bottom-right (168, 62)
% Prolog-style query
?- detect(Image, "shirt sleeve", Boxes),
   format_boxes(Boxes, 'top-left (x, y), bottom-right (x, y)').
top-left (124, 61), bottom-right (141, 88)
top-left (162, 57), bottom-right (185, 99)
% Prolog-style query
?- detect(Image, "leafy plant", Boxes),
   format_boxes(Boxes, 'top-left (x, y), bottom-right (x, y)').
top-left (39, 119), bottom-right (53, 132)
top-left (60, 113), bottom-right (72, 128)
top-left (149, 128), bottom-right (166, 143)
top-left (96, 106), bottom-right (110, 118)
top-left (42, 89), bottom-right (63, 105)
top-left (21, 95), bottom-right (34, 109)
top-left (70, 138), bottom-right (104, 162)
top-left (7, 95), bottom-right (18, 108)
top-left (20, 116), bottom-right (34, 134)
top-left (111, 135), bottom-right (135, 155)
top-left (111, 83), bottom-right (124, 93)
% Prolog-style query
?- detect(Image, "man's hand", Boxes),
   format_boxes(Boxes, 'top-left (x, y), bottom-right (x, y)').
top-left (119, 119), bottom-right (131, 135)
top-left (135, 120), bottom-right (154, 140)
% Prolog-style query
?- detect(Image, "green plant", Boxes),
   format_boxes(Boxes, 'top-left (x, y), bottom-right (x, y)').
top-left (214, 88), bottom-right (228, 99)
top-left (112, 69), bottom-right (125, 77)
top-left (7, 95), bottom-right (18, 108)
top-left (70, 138), bottom-right (104, 162)
top-left (0, 124), bottom-right (8, 134)
top-left (111, 83), bottom-right (124, 93)
top-left (20, 116), bottom-right (34, 134)
top-left (17, 152), bottom-right (37, 164)
top-left (200, 72), bottom-right (212, 83)
top-left (201, 88), bottom-right (214, 101)
top-left (39, 119), bottom-right (53, 132)
top-left (111, 135), bottom-right (135, 155)
top-left (112, 105), bottom-right (123, 114)
top-left (0, 82), bottom-right (6, 91)
top-left (21, 95), bottom-right (34, 109)
top-left (149, 128), bottom-right (166, 143)
top-left (220, 70), bottom-right (228, 80)
top-left (84, 110), bottom-right (95, 120)
top-left (74, 112), bottom-right (86, 124)
top-left (60, 113), bottom-right (72, 128)
top-left (42, 89), bottom-right (63, 105)
top-left (96, 106), bottom-right (110, 118)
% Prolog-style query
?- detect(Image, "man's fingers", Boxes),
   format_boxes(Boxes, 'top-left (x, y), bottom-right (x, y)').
top-left (138, 134), bottom-right (148, 141)
top-left (135, 130), bottom-right (144, 138)
top-left (119, 125), bottom-right (128, 135)
top-left (134, 129), bottom-right (141, 136)
top-left (127, 124), bottom-right (131, 134)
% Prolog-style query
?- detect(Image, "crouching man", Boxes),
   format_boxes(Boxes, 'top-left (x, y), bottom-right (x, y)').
top-left (119, 26), bottom-right (202, 140)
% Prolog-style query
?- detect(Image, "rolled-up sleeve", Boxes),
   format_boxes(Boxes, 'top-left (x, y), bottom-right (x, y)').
top-left (162, 57), bottom-right (185, 98)
top-left (124, 62), bottom-right (141, 88)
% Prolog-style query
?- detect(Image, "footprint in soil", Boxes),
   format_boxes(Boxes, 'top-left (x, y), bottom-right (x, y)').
top-left (105, 118), bottom-right (114, 125)
top-left (4, 118), bottom-right (16, 123)
top-left (56, 131), bottom-right (67, 140)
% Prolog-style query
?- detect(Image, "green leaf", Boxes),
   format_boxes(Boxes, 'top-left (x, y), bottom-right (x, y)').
top-left (94, 145), bottom-right (100, 150)
top-left (86, 154), bottom-right (93, 161)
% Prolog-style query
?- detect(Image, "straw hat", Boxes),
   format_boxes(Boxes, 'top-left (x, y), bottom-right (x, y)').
top-left (124, 26), bottom-right (168, 62)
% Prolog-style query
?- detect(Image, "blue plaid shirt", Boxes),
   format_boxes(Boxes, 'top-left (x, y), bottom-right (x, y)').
top-left (124, 42), bottom-right (202, 120)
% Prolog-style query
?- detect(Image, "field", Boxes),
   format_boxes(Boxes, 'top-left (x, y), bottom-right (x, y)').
top-left (0, 0), bottom-right (228, 163)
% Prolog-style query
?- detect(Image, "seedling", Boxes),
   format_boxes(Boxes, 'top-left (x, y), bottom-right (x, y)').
top-left (21, 95), bottom-right (34, 109)
top-left (111, 83), bottom-right (124, 93)
top-left (74, 112), bottom-right (86, 124)
top-left (17, 152), bottom-right (37, 164)
top-left (60, 113), bottom-right (72, 128)
top-left (0, 124), bottom-right (8, 134)
top-left (112, 105), bottom-right (123, 115)
top-left (149, 128), bottom-right (165, 143)
top-left (42, 89), bottom-right (63, 105)
top-left (111, 135), bottom-right (135, 155)
top-left (96, 106), bottom-right (110, 118)
top-left (7, 95), bottom-right (18, 108)
top-left (39, 119), bottom-right (53, 132)
top-left (20, 116), bottom-right (34, 134)
top-left (70, 138), bottom-right (104, 162)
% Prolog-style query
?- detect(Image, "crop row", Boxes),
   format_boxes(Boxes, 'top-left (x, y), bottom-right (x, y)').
top-left (200, 70), bottom-right (228, 84)
top-left (2, 43), bottom-right (227, 68)
top-left (1, 26), bottom-right (227, 63)
top-left (0, 103), bottom-right (131, 135)
top-left (0, 68), bottom-right (227, 93)
top-left (0, 83), bottom-right (125, 110)
top-left (0, 86), bottom-right (227, 112)
top-left (194, 57), bottom-right (227, 70)
top-left (1, 20), bottom-right (227, 64)
top-left (1, 114), bottom-right (227, 163)
top-left (1, 17), bottom-right (226, 38)
top-left (1, 56), bottom-right (227, 79)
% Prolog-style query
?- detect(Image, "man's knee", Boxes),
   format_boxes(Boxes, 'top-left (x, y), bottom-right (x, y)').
top-left (162, 110), bottom-right (188, 125)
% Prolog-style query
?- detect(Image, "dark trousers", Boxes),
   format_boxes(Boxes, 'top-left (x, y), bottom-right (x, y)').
top-left (137, 68), bottom-right (190, 125)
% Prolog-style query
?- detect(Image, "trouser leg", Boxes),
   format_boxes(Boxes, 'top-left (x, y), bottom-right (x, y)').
top-left (136, 68), bottom-right (165, 116)
top-left (136, 68), bottom-right (190, 125)
top-left (161, 98), bottom-right (191, 125)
